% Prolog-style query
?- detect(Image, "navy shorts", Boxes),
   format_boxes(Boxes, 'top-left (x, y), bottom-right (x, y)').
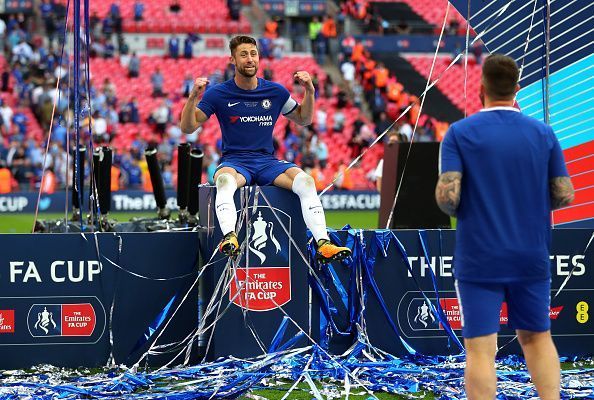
top-left (455, 279), bottom-right (551, 338)
top-left (217, 153), bottom-right (298, 186)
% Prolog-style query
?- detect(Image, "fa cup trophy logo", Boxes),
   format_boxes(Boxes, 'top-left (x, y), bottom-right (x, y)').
top-left (249, 211), bottom-right (281, 264)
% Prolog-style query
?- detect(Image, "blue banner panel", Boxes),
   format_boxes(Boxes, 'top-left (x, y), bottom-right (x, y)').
top-left (0, 232), bottom-right (200, 369)
top-left (198, 186), bottom-right (314, 360)
top-left (351, 35), bottom-right (474, 54)
top-left (259, 0), bottom-right (326, 16)
top-left (0, 190), bottom-right (379, 213)
top-left (328, 229), bottom-right (594, 357)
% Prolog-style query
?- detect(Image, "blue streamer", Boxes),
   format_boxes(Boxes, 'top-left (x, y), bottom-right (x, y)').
top-left (364, 232), bottom-right (417, 355)
top-left (268, 316), bottom-right (290, 353)
top-left (0, 350), bottom-right (592, 399)
top-left (130, 293), bottom-right (178, 355)
top-left (418, 230), bottom-right (464, 351)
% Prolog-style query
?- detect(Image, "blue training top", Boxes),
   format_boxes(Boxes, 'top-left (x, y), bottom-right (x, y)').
top-left (440, 107), bottom-right (569, 283)
top-left (197, 78), bottom-right (298, 157)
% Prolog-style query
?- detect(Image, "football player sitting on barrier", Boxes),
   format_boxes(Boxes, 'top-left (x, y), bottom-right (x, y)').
top-left (181, 35), bottom-right (351, 263)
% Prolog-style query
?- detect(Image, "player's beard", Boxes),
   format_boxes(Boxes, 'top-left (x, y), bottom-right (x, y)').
top-left (237, 64), bottom-right (258, 78)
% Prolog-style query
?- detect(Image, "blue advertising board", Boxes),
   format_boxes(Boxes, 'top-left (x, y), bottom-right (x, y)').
top-left (350, 34), bottom-right (478, 54)
top-left (259, 0), bottom-right (326, 16)
top-left (0, 232), bottom-right (200, 369)
top-left (324, 229), bottom-right (594, 357)
top-left (198, 186), bottom-right (314, 360)
top-left (0, 190), bottom-right (379, 213)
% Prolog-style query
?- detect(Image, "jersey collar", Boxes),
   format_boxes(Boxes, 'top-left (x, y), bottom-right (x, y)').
top-left (479, 106), bottom-right (520, 113)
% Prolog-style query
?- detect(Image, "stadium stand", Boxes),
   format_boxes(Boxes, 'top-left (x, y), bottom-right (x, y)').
top-left (406, 55), bottom-right (483, 115)
top-left (57, 0), bottom-right (251, 34)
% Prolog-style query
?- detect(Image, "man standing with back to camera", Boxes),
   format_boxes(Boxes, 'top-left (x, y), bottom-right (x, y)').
top-left (436, 54), bottom-right (574, 399)
top-left (181, 35), bottom-right (351, 262)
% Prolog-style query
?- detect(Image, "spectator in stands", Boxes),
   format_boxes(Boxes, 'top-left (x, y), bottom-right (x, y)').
top-left (453, 42), bottom-right (463, 65)
top-left (111, 2), bottom-right (123, 35)
top-left (272, 36), bottom-right (285, 59)
top-left (472, 41), bottom-right (484, 65)
top-left (340, 56), bottom-right (356, 89)
top-left (333, 109), bottom-right (345, 132)
top-left (151, 100), bottom-right (170, 136)
top-left (263, 65), bottom-right (273, 81)
top-left (2, 69), bottom-right (10, 92)
top-left (283, 124), bottom-right (300, 154)
top-left (104, 39), bottom-right (116, 58)
top-left (312, 138), bottom-right (328, 168)
top-left (9, 142), bottom-right (32, 190)
top-left (12, 38), bottom-right (33, 65)
top-left (183, 35), bottom-right (194, 59)
top-left (350, 122), bottom-right (374, 157)
top-left (228, 0), bottom-right (241, 21)
top-left (0, 160), bottom-right (13, 193)
top-left (133, 0), bottom-right (145, 21)
top-left (321, 15), bottom-right (338, 63)
top-left (208, 69), bottom-right (223, 86)
top-left (0, 99), bottom-right (13, 134)
top-left (334, 163), bottom-right (353, 190)
top-left (370, 88), bottom-right (386, 121)
top-left (12, 111), bottom-right (27, 140)
top-left (308, 17), bottom-right (322, 59)
top-left (125, 158), bottom-right (143, 188)
top-left (40, 0), bottom-right (54, 35)
top-left (167, 121), bottom-right (183, 144)
top-left (265, 17), bottom-right (280, 39)
top-left (447, 16), bottom-right (459, 35)
top-left (414, 126), bottom-right (434, 142)
top-left (50, 142), bottom-right (68, 186)
top-left (395, 19), bottom-right (411, 34)
top-left (128, 97), bottom-right (140, 123)
top-left (90, 11), bottom-right (101, 38)
top-left (223, 63), bottom-right (235, 81)
top-left (102, 15), bottom-right (114, 39)
top-left (169, 0), bottom-right (181, 13)
top-left (40, 167), bottom-right (56, 193)
top-left (151, 67), bottom-right (165, 97)
top-left (400, 120), bottom-right (413, 141)
top-left (307, 158), bottom-right (326, 191)
top-left (128, 52), bottom-right (140, 78)
top-left (323, 74), bottom-right (333, 99)
top-left (373, 62), bottom-right (389, 93)
top-left (373, 132), bottom-right (399, 192)
top-left (169, 35), bottom-right (180, 59)
top-left (119, 97), bottom-right (136, 123)
top-left (181, 74), bottom-right (194, 97)
top-left (315, 108), bottom-right (327, 133)
top-left (375, 111), bottom-right (391, 136)
top-left (341, 35), bottom-right (355, 59)
top-left (92, 111), bottom-right (108, 143)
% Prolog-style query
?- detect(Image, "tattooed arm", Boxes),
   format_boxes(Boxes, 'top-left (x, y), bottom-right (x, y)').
top-left (435, 171), bottom-right (462, 216)
top-left (550, 176), bottom-right (574, 210)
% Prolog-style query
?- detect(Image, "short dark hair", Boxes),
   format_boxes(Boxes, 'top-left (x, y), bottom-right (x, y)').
top-left (229, 36), bottom-right (258, 55)
top-left (482, 54), bottom-right (519, 100)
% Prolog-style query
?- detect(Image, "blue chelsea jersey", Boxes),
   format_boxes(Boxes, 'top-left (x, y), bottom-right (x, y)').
top-left (440, 107), bottom-right (569, 283)
top-left (197, 78), bottom-right (298, 156)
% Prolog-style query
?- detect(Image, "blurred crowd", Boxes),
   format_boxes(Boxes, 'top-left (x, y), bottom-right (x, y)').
top-left (0, 0), bottom-right (456, 194)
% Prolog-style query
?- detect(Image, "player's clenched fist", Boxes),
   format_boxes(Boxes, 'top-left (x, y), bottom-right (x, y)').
top-left (293, 71), bottom-right (315, 92)
top-left (190, 77), bottom-right (210, 99)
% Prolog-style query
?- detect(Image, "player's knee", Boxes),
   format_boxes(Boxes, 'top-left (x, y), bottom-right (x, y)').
top-left (216, 172), bottom-right (237, 193)
top-left (517, 330), bottom-right (551, 347)
top-left (292, 172), bottom-right (316, 197)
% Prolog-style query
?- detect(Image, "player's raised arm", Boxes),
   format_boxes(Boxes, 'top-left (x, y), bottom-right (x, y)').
top-left (285, 71), bottom-right (314, 126)
top-left (181, 77), bottom-right (210, 134)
